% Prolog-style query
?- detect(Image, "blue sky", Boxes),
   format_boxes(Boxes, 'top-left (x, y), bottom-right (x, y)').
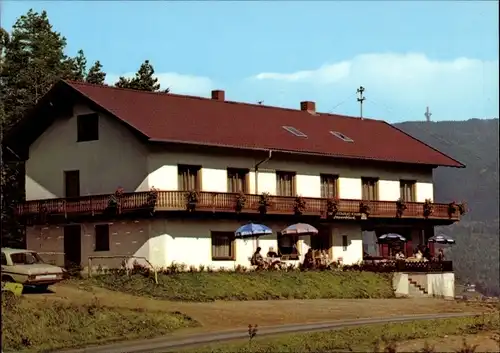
top-left (3, 1), bottom-right (499, 122)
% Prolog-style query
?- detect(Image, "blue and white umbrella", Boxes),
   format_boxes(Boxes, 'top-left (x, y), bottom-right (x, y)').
top-left (378, 233), bottom-right (407, 243)
top-left (235, 223), bottom-right (273, 239)
top-left (428, 234), bottom-right (455, 245)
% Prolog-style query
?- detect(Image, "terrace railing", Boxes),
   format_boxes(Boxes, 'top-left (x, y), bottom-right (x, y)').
top-left (16, 191), bottom-right (461, 221)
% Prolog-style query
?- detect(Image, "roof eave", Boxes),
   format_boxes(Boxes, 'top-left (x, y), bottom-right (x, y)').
top-left (148, 138), bottom-right (462, 168)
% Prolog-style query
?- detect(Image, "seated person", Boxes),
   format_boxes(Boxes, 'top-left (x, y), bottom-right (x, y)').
top-left (395, 251), bottom-right (405, 260)
top-left (250, 247), bottom-right (265, 268)
top-left (267, 247), bottom-right (279, 258)
top-left (303, 248), bottom-right (315, 269)
top-left (415, 249), bottom-right (423, 260)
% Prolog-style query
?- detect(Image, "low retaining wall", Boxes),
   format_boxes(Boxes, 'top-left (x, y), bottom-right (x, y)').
top-left (393, 272), bottom-right (455, 299)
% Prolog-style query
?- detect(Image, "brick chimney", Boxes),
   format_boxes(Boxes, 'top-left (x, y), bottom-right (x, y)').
top-left (300, 101), bottom-right (316, 113)
top-left (211, 90), bottom-right (225, 101)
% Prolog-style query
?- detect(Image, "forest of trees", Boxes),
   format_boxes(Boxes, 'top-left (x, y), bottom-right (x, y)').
top-left (0, 10), bottom-right (168, 245)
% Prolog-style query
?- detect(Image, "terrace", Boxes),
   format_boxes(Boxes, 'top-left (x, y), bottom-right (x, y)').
top-left (17, 190), bottom-right (462, 222)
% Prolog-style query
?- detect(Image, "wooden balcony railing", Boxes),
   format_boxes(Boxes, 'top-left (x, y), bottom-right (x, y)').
top-left (359, 260), bottom-right (454, 273)
top-left (16, 191), bottom-right (461, 221)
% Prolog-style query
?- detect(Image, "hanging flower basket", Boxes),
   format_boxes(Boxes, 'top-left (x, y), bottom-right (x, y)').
top-left (147, 187), bottom-right (159, 208)
top-left (359, 202), bottom-right (371, 216)
top-left (293, 196), bottom-right (307, 216)
top-left (457, 202), bottom-right (467, 216)
top-left (108, 187), bottom-right (124, 213)
top-left (185, 190), bottom-right (200, 212)
top-left (326, 198), bottom-right (339, 218)
top-left (447, 201), bottom-right (457, 218)
top-left (234, 191), bottom-right (247, 213)
top-left (423, 199), bottom-right (434, 218)
top-left (396, 198), bottom-right (407, 218)
top-left (258, 192), bottom-right (272, 214)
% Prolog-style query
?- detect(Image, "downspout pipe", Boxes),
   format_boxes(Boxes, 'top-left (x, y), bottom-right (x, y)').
top-left (254, 150), bottom-right (273, 195)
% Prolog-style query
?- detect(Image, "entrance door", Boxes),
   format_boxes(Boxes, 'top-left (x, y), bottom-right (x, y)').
top-left (64, 225), bottom-right (82, 268)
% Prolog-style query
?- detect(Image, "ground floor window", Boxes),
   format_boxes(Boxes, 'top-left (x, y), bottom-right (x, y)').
top-left (277, 233), bottom-right (299, 259)
top-left (211, 232), bottom-right (235, 260)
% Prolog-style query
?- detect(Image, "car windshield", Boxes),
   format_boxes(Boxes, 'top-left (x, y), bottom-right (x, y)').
top-left (10, 252), bottom-right (44, 265)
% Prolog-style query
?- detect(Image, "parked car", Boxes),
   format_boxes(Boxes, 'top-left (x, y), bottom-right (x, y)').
top-left (1, 248), bottom-right (64, 290)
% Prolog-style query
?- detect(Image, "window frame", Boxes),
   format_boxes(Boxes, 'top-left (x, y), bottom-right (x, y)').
top-left (227, 168), bottom-right (250, 193)
top-left (94, 224), bottom-right (110, 252)
top-left (320, 174), bottom-right (339, 199)
top-left (342, 235), bottom-right (348, 251)
top-left (277, 232), bottom-right (300, 260)
top-left (211, 231), bottom-right (236, 261)
top-left (76, 113), bottom-right (99, 142)
top-left (178, 165), bottom-right (201, 191)
top-left (399, 180), bottom-right (417, 202)
top-left (276, 171), bottom-right (297, 197)
top-left (361, 177), bottom-right (379, 201)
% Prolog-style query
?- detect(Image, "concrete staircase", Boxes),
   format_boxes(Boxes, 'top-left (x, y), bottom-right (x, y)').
top-left (408, 275), bottom-right (429, 297)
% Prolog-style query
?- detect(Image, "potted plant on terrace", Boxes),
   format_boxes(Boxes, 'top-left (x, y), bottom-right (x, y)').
top-left (235, 191), bottom-right (247, 213)
top-left (293, 195), bottom-right (307, 216)
top-left (258, 192), bottom-right (272, 215)
top-left (447, 201), bottom-right (458, 218)
top-left (359, 202), bottom-right (371, 216)
top-left (108, 186), bottom-right (124, 214)
top-left (396, 198), bottom-right (407, 218)
top-left (326, 197), bottom-right (339, 218)
top-left (423, 198), bottom-right (434, 218)
top-left (185, 190), bottom-right (199, 212)
top-left (147, 187), bottom-right (159, 208)
top-left (457, 202), bottom-right (467, 216)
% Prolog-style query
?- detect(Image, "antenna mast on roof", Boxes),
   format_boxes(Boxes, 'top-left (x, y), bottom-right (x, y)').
top-left (425, 106), bottom-right (432, 122)
top-left (356, 86), bottom-right (366, 119)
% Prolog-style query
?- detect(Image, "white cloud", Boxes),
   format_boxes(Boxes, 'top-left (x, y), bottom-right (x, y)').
top-left (106, 72), bottom-right (214, 96)
top-left (249, 53), bottom-right (499, 120)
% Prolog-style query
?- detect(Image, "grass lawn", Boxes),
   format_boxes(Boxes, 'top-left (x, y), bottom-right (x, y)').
top-left (89, 270), bottom-right (395, 301)
top-left (179, 315), bottom-right (500, 353)
top-left (1, 293), bottom-right (198, 353)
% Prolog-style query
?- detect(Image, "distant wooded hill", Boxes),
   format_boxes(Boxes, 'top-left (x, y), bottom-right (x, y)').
top-left (395, 119), bottom-right (499, 296)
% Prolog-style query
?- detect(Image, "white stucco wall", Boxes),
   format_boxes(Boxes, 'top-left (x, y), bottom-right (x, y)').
top-left (427, 272), bottom-right (455, 299)
top-left (25, 102), bottom-right (435, 202)
top-left (25, 219), bottom-right (364, 269)
top-left (26, 104), bottom-right (149, 200)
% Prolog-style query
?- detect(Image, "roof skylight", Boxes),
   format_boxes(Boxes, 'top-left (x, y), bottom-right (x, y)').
top-left (330, 131), bottom-right (354, 142)
top-left (283, 126), bottom-right (308, 138)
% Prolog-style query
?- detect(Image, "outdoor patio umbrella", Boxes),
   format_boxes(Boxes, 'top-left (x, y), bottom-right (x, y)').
top-left (281, 223), bottom-right (319, 236)
top-left (235, 223), bottom-right (273, 239)
top-left (377, 233), bottom-right (407, 243)
top-left (428, 234), bottom-right (456, 245)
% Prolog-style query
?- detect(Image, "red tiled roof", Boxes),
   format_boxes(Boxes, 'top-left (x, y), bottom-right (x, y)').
top-left (65, 80), bottom-right (463, 167)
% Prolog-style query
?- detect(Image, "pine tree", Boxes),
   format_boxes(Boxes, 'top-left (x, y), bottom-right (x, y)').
top-left (115, 59), bottom-right (161, 92)
top-left (86, 60), bottom-right (106, 85)
top-left (65, 49), bottom-right (87, 81)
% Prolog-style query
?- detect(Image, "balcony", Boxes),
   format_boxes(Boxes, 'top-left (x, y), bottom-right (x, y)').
top-left (16, 191), bottom-right (461, 222)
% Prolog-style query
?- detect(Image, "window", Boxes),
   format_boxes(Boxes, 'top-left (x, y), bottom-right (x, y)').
top-left (77, 113), bottom-right (99, 142)
top-left (320, 174), bottom-right (338, 198)
top-left (330, 131), bottom-right (354, 142)
top-left (282, 126), bottom-right (308, 138)
top-left (64, 170), bottom-right (80, 198)
top-left (276, 171), bottom-right (296, 196)
top-left (277, 232), bottom-right (300, 259)
top-left (361, 177), bottom-right (378, 200)
top-left (227, 168), bottom-right (249, 193)
top-left (95, 224), bottom-right (110, 252)
top-left (178, 165), bottom-right (201, 191)
top-left (400, 180), bottom-right (416, 202)
top-left (1, 252), bottom-right (7, 265)
top-left (342, 235), bottom-right (348, 251)
top-left (211, 232), bottom-right (235, 260)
